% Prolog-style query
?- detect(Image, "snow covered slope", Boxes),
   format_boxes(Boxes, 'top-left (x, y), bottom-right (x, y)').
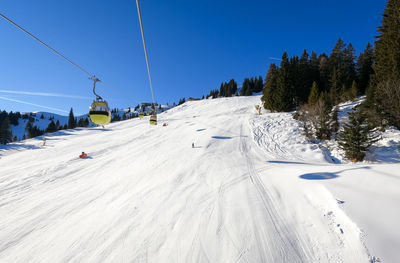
top-left (0, 96), bottom-right (399, 262)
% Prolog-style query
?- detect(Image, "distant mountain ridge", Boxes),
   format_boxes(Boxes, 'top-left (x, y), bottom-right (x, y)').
top-left (2, 103), bottom-right (176, 142)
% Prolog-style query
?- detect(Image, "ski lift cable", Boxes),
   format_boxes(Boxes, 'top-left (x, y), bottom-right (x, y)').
top-left (0, 13), bottom-right (120, 95)
top-left (136, 0), bottom-right (156, 107)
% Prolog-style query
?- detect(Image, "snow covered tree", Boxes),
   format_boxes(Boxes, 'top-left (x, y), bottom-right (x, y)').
top-left (338, 111), bottom-right (379, 162)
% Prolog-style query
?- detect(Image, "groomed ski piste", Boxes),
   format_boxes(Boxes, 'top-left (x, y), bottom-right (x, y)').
top-left (0, 96), bottom-right (399, 262)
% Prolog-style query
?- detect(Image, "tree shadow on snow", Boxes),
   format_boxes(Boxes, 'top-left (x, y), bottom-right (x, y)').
top-left (300, 172), bottom-right (339, 180)
top-left (0, 143), bottom-right (40, 154)
top-left (268, 160), bottom-right (309, 165)
top-left (90, 128), bottom-right (112, 131)
top-left (366, 140), bottom-right (400, 163)
top-left (212, 136), bottom-right (233, 140)
top-left (299, 166), bottom-right (371, 180)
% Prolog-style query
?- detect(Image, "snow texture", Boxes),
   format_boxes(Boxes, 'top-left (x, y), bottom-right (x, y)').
top-left (0, 96), bottom-right (399, 262)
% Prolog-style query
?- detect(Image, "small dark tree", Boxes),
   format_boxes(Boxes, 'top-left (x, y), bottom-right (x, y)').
top-left (338, 111), bottom-right (379, 162)
top-left (112, 114), bottom-right (121, 122)
top-left (308, 81), bottom-right (319, 106)
top-left (68, 108), bottom-right (76, 129)
top-left (262, 63), bottom-right (280, 111)
top-left (46, 120), bottom-right (57, 133)
top-left (0, 117), bottom-right (13, 144)
top-left (178, 98), bottom-right (186, 105)
top-left (241, 78), bottom-right (252, 96)
top-left (357, 42), bottom-right (375, 94)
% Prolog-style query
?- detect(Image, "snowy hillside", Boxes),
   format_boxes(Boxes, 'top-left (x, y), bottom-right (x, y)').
top-left (319, 97), bottom-right (400, 164)
top-left (0, 96), bottom-right (399, 262)
top-left (8, 103), bottom-right (175, 141)
top-left (10, 112), bottom-right (69, 140)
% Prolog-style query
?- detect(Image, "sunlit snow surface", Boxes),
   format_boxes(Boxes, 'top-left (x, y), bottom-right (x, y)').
top-left (1, 96), bottom-right (399, 262)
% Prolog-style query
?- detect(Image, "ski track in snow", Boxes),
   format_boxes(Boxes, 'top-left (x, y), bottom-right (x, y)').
top-left (0, 96), bottom-right (395, 262)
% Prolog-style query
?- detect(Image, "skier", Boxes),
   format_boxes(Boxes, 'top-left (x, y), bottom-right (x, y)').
top-left (192, 142), bottom-right (194, 148)
top-left (79, 152), bottom-right (87, 159)
top-left (42, 137), bottom-right (46, 146)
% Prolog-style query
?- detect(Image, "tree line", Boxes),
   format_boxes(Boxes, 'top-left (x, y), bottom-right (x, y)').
top-left (201, 0), bottom-right (399, 161)
top-left (261, 0), bottom-right (400, 161)
top-left (205, 77), bottom-right (263, 99)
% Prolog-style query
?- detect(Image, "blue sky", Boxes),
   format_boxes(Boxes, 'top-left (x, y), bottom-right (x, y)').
top-left (0, 0), bottom-right (386, 115)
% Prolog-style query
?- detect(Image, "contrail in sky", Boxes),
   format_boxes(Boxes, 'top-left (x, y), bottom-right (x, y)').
top-left (0, 96), bottom-right (69, 113)
top-left (0, 89), bottom-right (90, 99)
top-left (268, 57), bottom-right (282, 61)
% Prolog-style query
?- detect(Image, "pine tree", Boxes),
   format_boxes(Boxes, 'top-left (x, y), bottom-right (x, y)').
top-left (276, 52), bottom-right (295, 111)
top-left (25, 121), bottom-right (33, 138)
top-left (329, 39), bottom-right (346, 72)
top-left (372, 0), bottom-right (400, 128)
top-left (262, 63), bottom-right (279, 110)
top-left (308, 81), bottom-right (319, 105)
top-left (219, 82), bottom-right (225, 97)
top-left (298, 49), bottom-right (312, 105)
top-left (343, 43), bottom-right (357, 89)
top-left (26, 122), bottom-right (44, 139)
top-left (374, 0), bottom-right (400, 83)
top-left (241, 79), bottom-right (250, 96)
top-left (253, 76), bottom-right (263, 93)
top-left (46, 120), bottom-right (57, 133)
top-left (329, 67), bottom-right (340, 104)
top-left (328, 39), bottom-right (348, 103)
top-left (349, 80), bottom-right (358, 99)
top-left (315, 94), bottom-right (334, 140)
top-left (111, 114), bottom-right (121, 122)
top-left (0, 117), bottom-right (13, 144)
top-left (338, 111), bottom-right (379, 162)
top-left (226, 79), bottom-right (237, 97)
top-left (318, 53), bottom-right (330, 92)
top-left (357, 42), bottom-right (375, 94)
top-left (331, 107), bottom-right (339, 133)
top-left (68, 108), bottom-right (76, 129)
top-left (310, 51), bottom-right (320, 86)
